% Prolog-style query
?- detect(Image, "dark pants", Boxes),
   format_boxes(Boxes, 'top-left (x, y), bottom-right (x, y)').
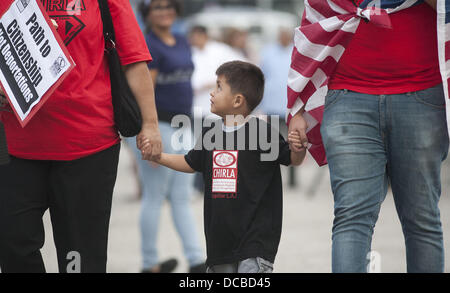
top-left (0, 144), bottom-right (120, 273)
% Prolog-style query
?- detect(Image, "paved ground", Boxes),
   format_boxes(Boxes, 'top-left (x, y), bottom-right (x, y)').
top-left (39, 141), bottom-right (450, 273)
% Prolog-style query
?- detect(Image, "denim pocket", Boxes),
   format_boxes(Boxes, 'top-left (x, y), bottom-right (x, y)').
top-left (413, 84), bottom-right (446, 109)
top-left (324, 89), bottom-right (344, 110)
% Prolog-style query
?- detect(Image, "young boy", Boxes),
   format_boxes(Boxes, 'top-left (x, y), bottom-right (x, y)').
top-left (143, 61), bottom-right (306, 273)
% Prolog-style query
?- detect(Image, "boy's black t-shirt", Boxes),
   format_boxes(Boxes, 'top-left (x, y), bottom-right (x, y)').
top-left (184, 117), bottom-right (291, 266)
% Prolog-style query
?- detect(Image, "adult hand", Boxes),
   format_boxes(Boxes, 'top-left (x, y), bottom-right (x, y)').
top-left (288, 110), bottom-right (309, 153)
top-left (137, 123), bottom-right (162, 161)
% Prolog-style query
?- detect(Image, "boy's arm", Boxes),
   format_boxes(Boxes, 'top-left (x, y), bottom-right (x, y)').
top-left (155, 153), bottom-right (196, 173)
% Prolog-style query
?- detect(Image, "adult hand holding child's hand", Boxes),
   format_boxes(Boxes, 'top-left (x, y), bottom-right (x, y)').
top-left (288, 131), bottom-right (306, 152)
top-left (139, 137), bottom-right (161, 168)
top-left (288, 110), bottom-right (309, 152)
top-left (137, 126), bottom-right (162, 161)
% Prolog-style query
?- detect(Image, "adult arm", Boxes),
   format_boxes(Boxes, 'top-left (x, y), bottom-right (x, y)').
top-left (149, 69), bottom-right (158, 85)
top-left (124, 61), bottom-right (162, 161)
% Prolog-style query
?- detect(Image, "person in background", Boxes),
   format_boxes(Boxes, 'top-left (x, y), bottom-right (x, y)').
top-left (127, 0), bottom-right (206, 273)
top-left (0, 1), bottom-right (161, 273)
top-left (223, 28), bottom-right (251, 62)
top-left (259, 28), bottom-right (293, 120)
top-left (189, 25), bottom-right (243, 120)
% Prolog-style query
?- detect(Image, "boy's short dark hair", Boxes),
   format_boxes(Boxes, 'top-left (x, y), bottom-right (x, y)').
top-left (216, 61), bottom-right (265, 113)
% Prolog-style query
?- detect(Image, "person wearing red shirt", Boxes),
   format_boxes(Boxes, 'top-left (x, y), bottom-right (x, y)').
top-left (0, 1), bottom-right (161, 273)
top-left (289, 0), bottom-right (447, 272)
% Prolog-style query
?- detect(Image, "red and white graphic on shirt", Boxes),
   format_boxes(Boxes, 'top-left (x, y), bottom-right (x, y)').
top-left (212, 150), bottom-right (238, 194)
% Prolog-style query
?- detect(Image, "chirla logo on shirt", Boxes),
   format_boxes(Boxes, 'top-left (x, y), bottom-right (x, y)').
top-left (212, 151), bottom-right (238, 197)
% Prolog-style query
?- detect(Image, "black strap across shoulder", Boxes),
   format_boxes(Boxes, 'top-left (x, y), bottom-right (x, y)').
top-left (97, 0), bottom-right (116, 48)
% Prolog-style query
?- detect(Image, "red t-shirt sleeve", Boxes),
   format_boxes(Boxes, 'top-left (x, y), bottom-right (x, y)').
top-left (108, 0), bottom-right (152, 66)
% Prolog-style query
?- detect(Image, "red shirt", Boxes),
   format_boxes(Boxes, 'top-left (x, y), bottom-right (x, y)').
top-left (328, 2), bottom-right (441, 94)
top-left (0, 0), bottom-right (152, 160)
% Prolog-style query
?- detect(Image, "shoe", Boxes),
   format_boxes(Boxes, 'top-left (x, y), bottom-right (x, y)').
top-left (189, 262), bottom-right (206, 273)
top-left (141, 258), bottom-right (178, 273)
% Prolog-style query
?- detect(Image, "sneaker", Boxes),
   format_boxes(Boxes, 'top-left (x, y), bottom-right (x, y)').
top-left (141, 258), bottom-right (178, 273)
top-left (189, 263), bottom-right (206, 273)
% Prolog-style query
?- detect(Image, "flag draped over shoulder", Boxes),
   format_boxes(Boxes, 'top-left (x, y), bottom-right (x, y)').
top-left (286, 0), bottom-right (450, 167)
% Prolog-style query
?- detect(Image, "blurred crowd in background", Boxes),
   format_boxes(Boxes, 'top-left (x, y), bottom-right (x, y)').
top-left (129, 0), bottom-right (301, 119)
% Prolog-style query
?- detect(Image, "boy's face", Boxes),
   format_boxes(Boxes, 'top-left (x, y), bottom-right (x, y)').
top-left (210, 75), bottom-right (237, 117)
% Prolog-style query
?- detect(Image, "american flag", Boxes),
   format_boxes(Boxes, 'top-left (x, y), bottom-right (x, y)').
top-left (286, 0), bottom-right (450, 166)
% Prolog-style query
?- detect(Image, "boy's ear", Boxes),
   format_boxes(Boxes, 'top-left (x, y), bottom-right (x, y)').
top-left (233, 94), bottom-right (246, 109)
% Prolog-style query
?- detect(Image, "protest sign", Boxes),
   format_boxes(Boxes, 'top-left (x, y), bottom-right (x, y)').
top-left (0, 0), bottom-right (74, 127)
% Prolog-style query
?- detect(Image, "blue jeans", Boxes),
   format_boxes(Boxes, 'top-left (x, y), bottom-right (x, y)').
top-left (125, 121), bottom-right (204, 269)
top-left (321, 85), bottom-right (449, 273)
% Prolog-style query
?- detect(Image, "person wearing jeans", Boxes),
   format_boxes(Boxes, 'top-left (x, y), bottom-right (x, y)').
top-left (321, 86), bottom-right (448, 272)
top-left (288, 1), bottom-right (447, 272)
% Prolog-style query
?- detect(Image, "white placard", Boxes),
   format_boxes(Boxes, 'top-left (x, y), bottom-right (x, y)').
top-left (0, 0), bottom-right (74, 126)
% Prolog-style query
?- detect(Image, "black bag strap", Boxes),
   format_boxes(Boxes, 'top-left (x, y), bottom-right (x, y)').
top-left (97, 0), bottom-right (116, 50)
